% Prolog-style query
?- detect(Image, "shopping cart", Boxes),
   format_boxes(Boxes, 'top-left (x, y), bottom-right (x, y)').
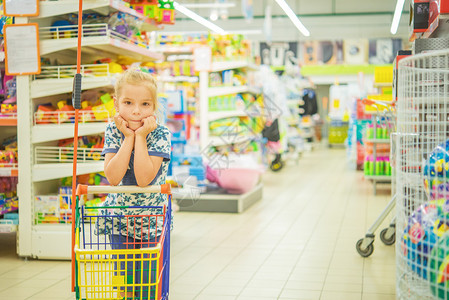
top-left (355, 98), bottom-right (397, 257)
top-left (72, 184), bottom-right (172, 300)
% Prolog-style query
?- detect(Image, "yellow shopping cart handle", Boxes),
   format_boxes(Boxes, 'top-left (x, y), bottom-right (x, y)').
top-left (76, 184), bottom-right (172, 196)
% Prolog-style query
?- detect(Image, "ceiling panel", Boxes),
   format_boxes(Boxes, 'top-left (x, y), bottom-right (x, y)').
top-left (298, 0), bottom-right (333, 14)
top-left (335, 0), bottom-right (396, 13)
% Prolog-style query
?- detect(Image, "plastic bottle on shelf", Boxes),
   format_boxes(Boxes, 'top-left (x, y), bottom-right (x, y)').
top-left (375, 158), bottom-right (381, 176)
top-left (385, 159), bottom-right (391, 176)
top-left (382, 126), bottom-right (388, 140)
top-left (376, 124), bottom-right (382, 140)
top-left (366, 124), bottom-right (374, 139)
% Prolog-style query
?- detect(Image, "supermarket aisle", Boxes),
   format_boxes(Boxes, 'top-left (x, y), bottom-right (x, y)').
top-left (0, 147), bottom-right (395, 300)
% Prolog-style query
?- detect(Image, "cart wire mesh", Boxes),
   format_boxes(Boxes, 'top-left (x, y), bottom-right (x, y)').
top-left (396, 49), bottom-right (449, 300)
top-left (74, 199), bottom-right (171, 300)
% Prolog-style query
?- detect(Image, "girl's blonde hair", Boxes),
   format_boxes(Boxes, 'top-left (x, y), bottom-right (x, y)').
top-left (115, 68), bottom-right (158, 110)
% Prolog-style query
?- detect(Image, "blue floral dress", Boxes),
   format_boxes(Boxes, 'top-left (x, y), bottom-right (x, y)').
top-left (98, 122), bottom-right (171, 240)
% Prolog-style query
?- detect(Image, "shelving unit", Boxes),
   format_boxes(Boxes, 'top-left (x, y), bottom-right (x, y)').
top-left (194, 59), bottom-right (263, 213)
top-left (0, 102), bottom-right (18, 235)
top-left (0, 114), bottom-right (17, 126)
top-left (199, 60), bottom-right (258, 150)
top-left (34, 0), bottom-right (161, 32)
top-left (16, 4), bottom-right (162, 259)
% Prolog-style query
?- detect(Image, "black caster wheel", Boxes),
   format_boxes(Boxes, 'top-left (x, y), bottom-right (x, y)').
top-left (356, 238), bottom-right (374, 257)
top-left (380, 228), bottom-right (395, 246)
top-left (270, 161), bottom-right (284, 172)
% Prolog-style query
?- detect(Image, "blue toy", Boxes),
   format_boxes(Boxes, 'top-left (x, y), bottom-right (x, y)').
top-left (402, 199), bottom-right (449, 279)
top-left (424, 139), bottom-right (449, 200)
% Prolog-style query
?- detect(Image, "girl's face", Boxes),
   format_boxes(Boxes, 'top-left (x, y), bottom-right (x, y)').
top-left (115, 83), bottom-right (156, 131)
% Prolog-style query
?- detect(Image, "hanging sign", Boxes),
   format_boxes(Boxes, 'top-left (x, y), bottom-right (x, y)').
top-left (4, 23), bottom-right (41, 75)
top-left (4, 0), bottom-right (39, 16)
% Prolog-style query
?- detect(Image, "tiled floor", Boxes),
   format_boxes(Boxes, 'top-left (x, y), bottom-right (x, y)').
top-left (0, 147), bottom-right (396, 300)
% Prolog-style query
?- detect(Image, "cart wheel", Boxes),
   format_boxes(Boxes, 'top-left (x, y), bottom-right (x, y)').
top-left (380, 228), bottom-right (395, 245)
top-left (356, 238), bottom-right (374, 257)
top-left (270, 161), bottom-right (284, 172)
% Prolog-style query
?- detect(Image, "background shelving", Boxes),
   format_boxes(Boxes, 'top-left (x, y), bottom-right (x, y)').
top-left (16, 3), bottom-right (163, 259)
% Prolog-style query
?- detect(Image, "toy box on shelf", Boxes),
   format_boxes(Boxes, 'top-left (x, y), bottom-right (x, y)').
top-left (35, 172), bottom-right (108, 224)
top-left (127, 0), bottom-right (175, 24)
top-left (0, 74), bottom-right (17, 124)
top-left (0, 176), bottom-right (18, 216)
top-left (35, 92), bottom-right (114, 125)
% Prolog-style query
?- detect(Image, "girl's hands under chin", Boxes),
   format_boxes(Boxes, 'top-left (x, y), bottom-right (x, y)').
top-left (114, 115), bottom-right (134, 138)
top-left (135, 115), bottom-right (157, 138)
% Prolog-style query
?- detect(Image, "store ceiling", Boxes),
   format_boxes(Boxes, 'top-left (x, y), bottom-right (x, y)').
top-left (171, 0), bottom-right (410, 41)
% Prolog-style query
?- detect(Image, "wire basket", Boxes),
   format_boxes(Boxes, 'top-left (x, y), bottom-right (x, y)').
top-left (396, 49), bottom-right (449, 299)
top-left (73, 185), bottom-right (171, 300)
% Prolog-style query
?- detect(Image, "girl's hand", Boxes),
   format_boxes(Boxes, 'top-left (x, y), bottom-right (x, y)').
top-left (135, 116), bottom-right (157, 138)
top-left (114, 115), bottom-right (134, 138)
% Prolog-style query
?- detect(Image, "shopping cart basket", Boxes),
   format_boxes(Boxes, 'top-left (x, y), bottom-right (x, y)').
top-left (355, 98), bottom-right (397, 257)
top-left (72, 184), bottom-right (171, 300)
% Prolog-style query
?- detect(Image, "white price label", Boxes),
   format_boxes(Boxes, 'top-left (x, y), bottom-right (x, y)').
top-left (193, 47), bottom-right (212, 72)
top-left (0, 169), bottom-right (11, 176)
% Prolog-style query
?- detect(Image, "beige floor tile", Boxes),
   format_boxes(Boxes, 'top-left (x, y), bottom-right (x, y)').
top-left (320, 291), bottom-right (362, 300)
top-left (0, 148), bottom-right (398, 300)
top-left (195, 295), bottom-right (237, 300)
top-left (239, 286), bottom-right (282, 298)
top-left (0, 277), bottom-right (24, 291)
top-left (362, 293), bottom-right (396, 300)
top-left (279, 289), bottom-right (321, 299)
top-left (245, 278), bottom-right (286, 289)
top-left (0, 286), bottom-right (42, 299)
top-left (169, 291), bottom-right (197, 300)
top-left (199, 283), bottom-right (243, 296)
top-left (284, 280), bottom-right (324, 291)
top-left (325, 274), bottom-right (363, 285)
top-left (323, 281), bottom-right (362, 293)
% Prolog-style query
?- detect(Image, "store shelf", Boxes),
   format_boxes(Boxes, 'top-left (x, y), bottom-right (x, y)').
top-left (364, 139), bottom-right (390, 144)
top-left (208, 86), bottom-right (249, 97)
top-left (0, 220), bottom-right (18, 233)
top-left (208, 110), bottom-right (247, 122)
top-left (0, 114), bottom-right (17, 126)
top-left (373, 82), bottom-right (392, 88)
top-left (33, 162), bottom-right (104, 182)
top-left (32, 224), bottom-right (72, 259)
top-left (36, 0), bottom-right (161, 32)
top-left (32, 123), bottom-right (108, 144)
top-left (154, 46), bottom-right (195, 54)
top-left (209, 135), bottom-right (251, 147)
top-left (35, 146), bottom-right (103, 164)
top-left (159, 76), bottom-right (198, 83)
top-left (39, 24), bottom-right (163, 62)
top-left (364, 175), bottom-right (392, 181)
top-left (32, 64), bottom-right (112, 98)
top-left (0, 167), bottom-right (18, 177)
top-left (247, 86), bottom-right (262, 95)
top-left (211, 60), bottom-right (249, 72)
top-left (177, 183), bottom-right (263, 213)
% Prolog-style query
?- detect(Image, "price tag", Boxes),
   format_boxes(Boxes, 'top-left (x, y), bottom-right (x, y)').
top-left (4, 23), bottom-right (41, 75)
top-left (193, 47), bottom-right (212, 72)
top-left (4, 0), bottom-right (39, 16)
top-left (0, 169), bottom-right (12, 176)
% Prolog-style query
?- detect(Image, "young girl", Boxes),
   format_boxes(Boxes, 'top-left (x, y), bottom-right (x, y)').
top-left (100, 69), bottom-right (171, 299)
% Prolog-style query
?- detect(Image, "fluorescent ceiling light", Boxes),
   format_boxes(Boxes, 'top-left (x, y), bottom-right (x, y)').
top-left (390, 0), bottom-right (405, 34)
top-left (274, 0), bottom-right (310, 37)
top-left (174, 2), bottom-right (226, 34)
top-left (182, 3), bottom-right (236, 9)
